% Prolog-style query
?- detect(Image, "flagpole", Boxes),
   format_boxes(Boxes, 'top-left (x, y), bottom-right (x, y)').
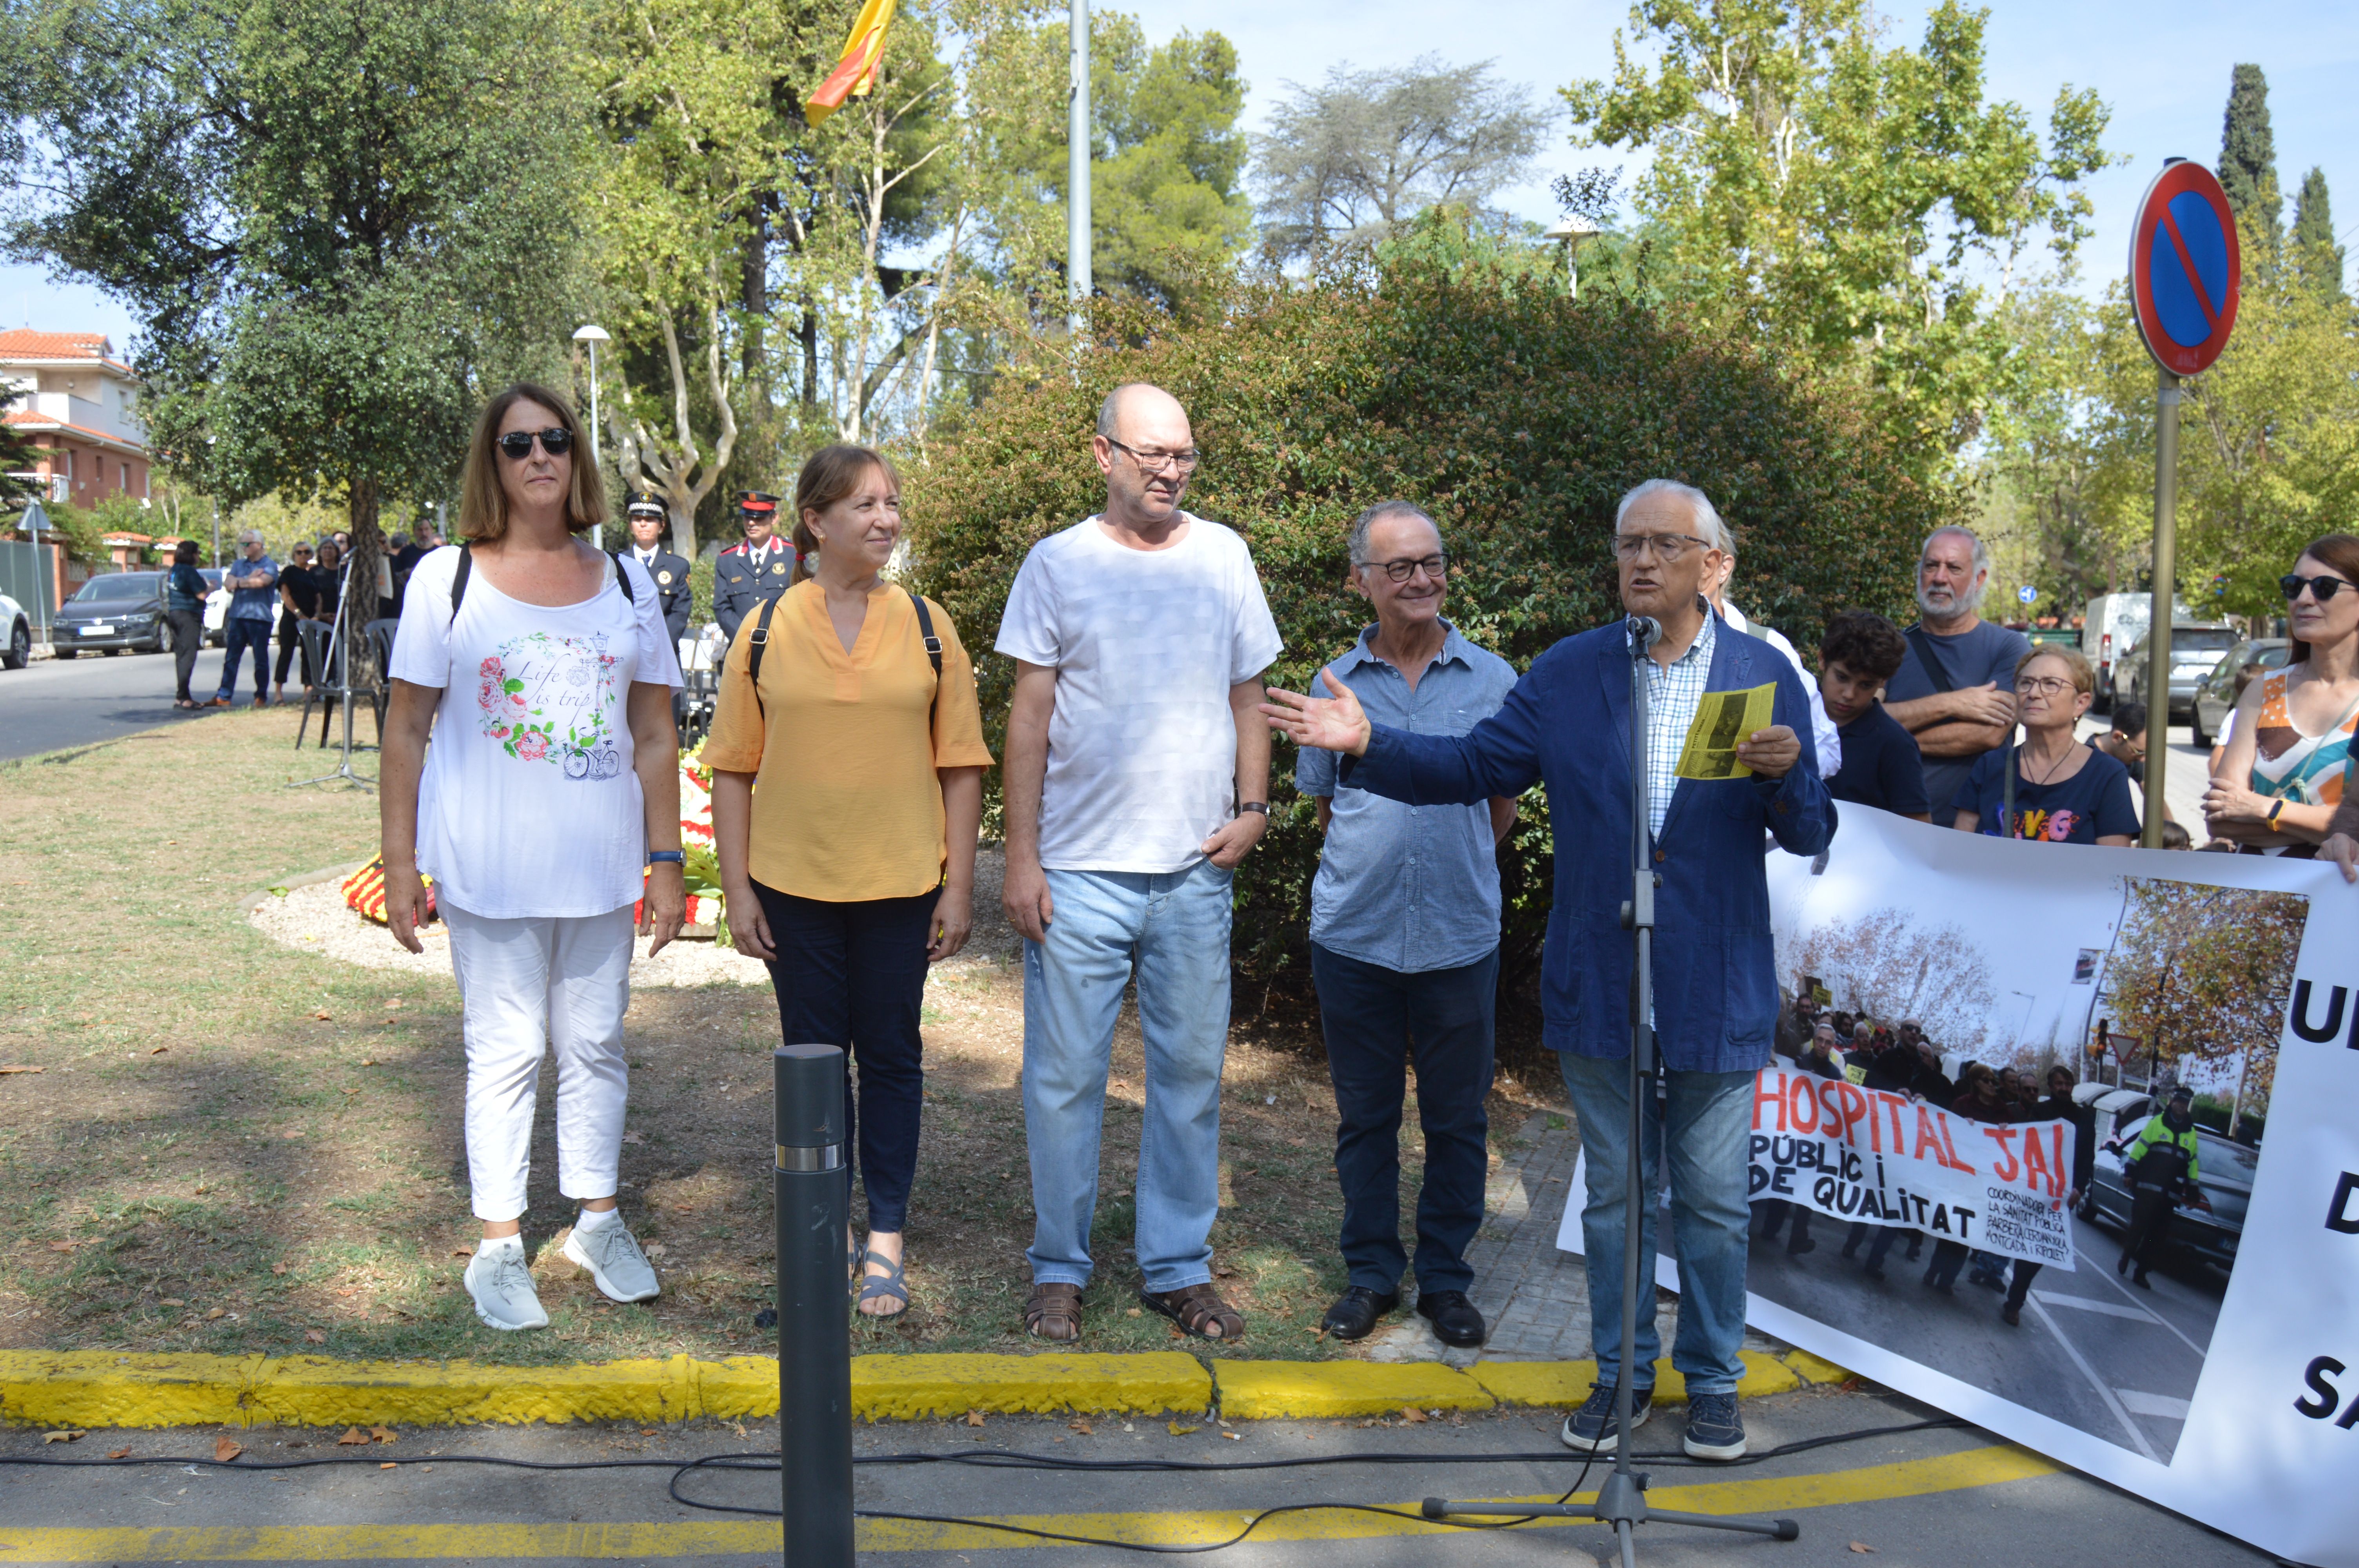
top-left (1067, 0), bottom-right (1090, 340)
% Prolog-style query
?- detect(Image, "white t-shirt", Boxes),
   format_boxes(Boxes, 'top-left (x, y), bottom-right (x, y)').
top-left (1724, 601), bottom-right (1842, 779)
top-left (390, 544), bottom-right (682, 919)
top-left (996, 514), bottom-right (1283, 873)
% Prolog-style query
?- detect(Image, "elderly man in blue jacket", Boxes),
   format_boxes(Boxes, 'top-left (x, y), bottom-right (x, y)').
top-left (1265, 478), bottom-right (1835, 1463)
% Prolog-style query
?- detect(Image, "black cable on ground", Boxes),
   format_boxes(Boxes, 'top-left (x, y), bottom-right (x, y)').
top-left (0, 1414), bottom-right (1973, 1557)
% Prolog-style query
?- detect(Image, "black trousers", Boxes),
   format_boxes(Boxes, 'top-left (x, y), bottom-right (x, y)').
top-left (273, 614), bottom-right (314, 687)
top-left (2005, 1259), bottom-right (2042, 1310)
top-left (1310, 942), bottom-right (1497, 1295)
top-left (751, 881), bottom-right (935, 1234)
top-left (2121, 1184), bottom-right (2175, 1270)
top-left (167, 609), bottom-right (203, 700)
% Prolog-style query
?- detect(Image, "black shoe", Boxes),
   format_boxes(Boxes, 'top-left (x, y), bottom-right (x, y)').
top-left (2001, 1303), bottom-right (2021, 1327)
top-left (2133, 1269), bottom-right (2153, 1290)
top-left (1561, 1383), bottom-right (1652, 1453)
top-left (1863, 1263), bottom-right (1887, 1281)
top-left (1905, 1242), bottom-right (1922, 1262)
top-left (1785, 1236), bottom-right (1817, 1257)
top-left (2117, 1251), bottom-right (2132, 1276)
top-left (1319, 1286), bottom-right (1399, 1341)
top-left (1415, 1289), bottom-right (1486, 1348)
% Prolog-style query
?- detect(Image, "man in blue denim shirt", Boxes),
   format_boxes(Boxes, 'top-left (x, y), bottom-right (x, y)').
top-left (1296, 501), bottom-right (1518, 1350)
top-left (211, 529), bottom-right (278, 708)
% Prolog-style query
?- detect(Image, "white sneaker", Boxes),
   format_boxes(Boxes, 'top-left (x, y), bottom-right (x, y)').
top-left (563, 1220), bottom-right (661, 1303)
top-left (463, 1245), bottom-right (549, 1332)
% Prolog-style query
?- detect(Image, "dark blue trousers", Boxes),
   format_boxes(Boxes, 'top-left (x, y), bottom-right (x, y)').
top-left (752, 882), bottom-right (935, 1234)
top-left (217, 616), bottom-right (271, 701)
top-left (1311, 942), bottom-right (1498, 1295)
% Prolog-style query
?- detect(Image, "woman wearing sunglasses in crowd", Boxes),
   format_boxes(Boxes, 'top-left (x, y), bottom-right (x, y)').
top-left (1950, 645), bottom-right (2138, 846)
top-left (378, 383), bottom-right (687, 1334)
top-left (2206, 535), bottom-right (2359, 858)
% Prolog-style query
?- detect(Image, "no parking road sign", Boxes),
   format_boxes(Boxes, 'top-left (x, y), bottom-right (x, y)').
top-left (2129, 159), bottom-right (2240, 376)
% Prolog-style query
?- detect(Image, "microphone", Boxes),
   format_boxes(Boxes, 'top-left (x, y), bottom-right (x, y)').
top-left (1627, 615), bottom-right (1662, 654)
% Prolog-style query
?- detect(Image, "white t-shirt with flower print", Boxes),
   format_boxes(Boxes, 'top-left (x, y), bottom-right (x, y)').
top-left (391, 544), bottom-right (682, 919)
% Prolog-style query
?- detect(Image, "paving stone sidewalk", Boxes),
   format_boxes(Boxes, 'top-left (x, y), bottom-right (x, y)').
top-left (1360, 1110), bottom-right (1787, 1371)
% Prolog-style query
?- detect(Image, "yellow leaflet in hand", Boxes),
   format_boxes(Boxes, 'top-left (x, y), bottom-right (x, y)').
top-left (1675, 682), bottom-right (1778, 780)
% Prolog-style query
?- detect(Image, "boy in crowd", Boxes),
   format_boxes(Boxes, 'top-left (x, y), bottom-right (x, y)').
top-left (1818, 611), bottom-right (1930, 820)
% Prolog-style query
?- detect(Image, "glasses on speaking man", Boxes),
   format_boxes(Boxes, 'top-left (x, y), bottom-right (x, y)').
top-left (496, 427), bottom-right (574, 461)
top-left (1612, 531), bottom-right (1712, 562)
top-left (1103, 437), bottom-right (1200, 476)
top-left (1362, 554), bottom-right (1448, 584)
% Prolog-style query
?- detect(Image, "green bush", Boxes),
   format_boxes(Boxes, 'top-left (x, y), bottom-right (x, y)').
top-left (903, 229), bottom-right (1957, 1019)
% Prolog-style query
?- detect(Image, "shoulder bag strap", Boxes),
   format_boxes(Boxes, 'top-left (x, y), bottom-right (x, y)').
top-left (907, 587), bottom-right (943, 728)
top-left (449, 541), bottom-right (472, 615)
top-left (606, 550), bottom-right (636, 603)
top-left (1904, 626), bottom-right (1958, 695)
top-left (746, 591), bottom-right (783, 719)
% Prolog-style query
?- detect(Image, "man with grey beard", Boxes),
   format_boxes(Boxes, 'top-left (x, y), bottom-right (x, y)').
top-left (1880, 526), bottom-right (2028, 827)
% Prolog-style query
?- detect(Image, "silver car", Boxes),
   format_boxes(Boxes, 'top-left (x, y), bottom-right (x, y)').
top-left (2190, 639), bottom-right (2291, 749)
top-left (2118, 624), bottom-right (2241, 723)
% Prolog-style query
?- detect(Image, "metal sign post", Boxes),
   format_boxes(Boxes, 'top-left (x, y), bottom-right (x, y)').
top-left (2126, 158), bottom-right (2241, 847)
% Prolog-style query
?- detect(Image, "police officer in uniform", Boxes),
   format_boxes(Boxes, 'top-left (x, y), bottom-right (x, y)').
top-left (711, 490), bottom-right (791, 645)
top-left (623, 493), bottom-right (694, 651)
top-left (2108, 1085), bottom-right (2207, 1289)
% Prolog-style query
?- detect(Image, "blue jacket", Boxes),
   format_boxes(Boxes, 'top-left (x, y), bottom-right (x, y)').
top-left (1341, 614), bottom-right (1836, 1072)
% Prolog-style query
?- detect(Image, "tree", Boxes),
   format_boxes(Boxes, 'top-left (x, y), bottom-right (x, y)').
top-left (1562, 0), bottom-right (2114, 465)
top-left (2292, 167), bottom-right (2346, 302)
top-left (0, 0), bottom-right (584, 621)
top-left (2219, 63), bottom-right (2281, 247)
top-left (2102, 878), bottom-right (2305, 1109)
top-left (1783, 907), bottom-right (1996, 1056)
top-left (1253, 56), bottom-right (1550, 260)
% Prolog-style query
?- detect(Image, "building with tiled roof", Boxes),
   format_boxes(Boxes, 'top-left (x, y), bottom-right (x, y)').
top-left (0, 330), bottom-right (149, 507)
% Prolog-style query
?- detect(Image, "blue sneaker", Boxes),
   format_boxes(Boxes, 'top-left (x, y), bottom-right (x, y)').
top-left (1559, 1382), bottom-right (1652, 1454)
top-left (1683, 1390), bottom-right (1747, 1460)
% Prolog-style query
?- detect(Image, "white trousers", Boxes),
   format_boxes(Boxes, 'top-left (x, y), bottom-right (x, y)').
top-left (443, 902), bottom-right (635, 1223)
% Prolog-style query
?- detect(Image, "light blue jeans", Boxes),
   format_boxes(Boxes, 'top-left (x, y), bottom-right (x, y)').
top-left (1559, 1053), bottom-right (1755, 1396)
top-left (1023, 861), bottom-right (1233, 1294)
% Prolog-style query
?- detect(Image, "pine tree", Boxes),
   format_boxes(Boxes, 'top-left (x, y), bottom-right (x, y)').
top-left (2292, 167), bottom-right (2347, 300)
top-left (2219, 64), bottom-right (2281, 244)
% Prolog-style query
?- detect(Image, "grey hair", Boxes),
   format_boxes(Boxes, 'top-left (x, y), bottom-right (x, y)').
top-left (1614, 479), bottom-right (1730, 558)
top-left (1096, 382), bottom-right (1161, 439)
top-left (1919, 525), bottom-right (1992, 610)
top-left (1347, 500), bottom-right (1439, 568)
top-left (236, 528), bottom-right (264, 546)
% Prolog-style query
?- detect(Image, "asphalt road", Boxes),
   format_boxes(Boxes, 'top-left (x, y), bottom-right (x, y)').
top-left (1743, 1204), bottom-right (2220, 1466)
top-left (0, 636), bottom-right (345, 761)
top-left (0, 1390), bottom-right (2277, 1568)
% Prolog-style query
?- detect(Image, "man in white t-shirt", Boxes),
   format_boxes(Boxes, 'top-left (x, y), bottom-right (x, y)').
top-left (1694, 498), bottom-right (1841, 778)
top-left (996, 382), bottom-right (1283, 1345)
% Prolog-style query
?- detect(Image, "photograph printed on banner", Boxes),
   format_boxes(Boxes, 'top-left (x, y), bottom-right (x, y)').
top-left (1748, 815), bottom-right (2301, 1467)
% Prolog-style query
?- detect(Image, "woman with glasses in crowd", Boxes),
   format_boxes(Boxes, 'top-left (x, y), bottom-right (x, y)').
top-left (707, 444), bottom-right (992, 1320)
top-left (2205, 535), bottom-right (2359, 858)
top-left (1951, 645), bottom-right (2137, 846)
top-left (379, 382), bottom-right (686, 1334)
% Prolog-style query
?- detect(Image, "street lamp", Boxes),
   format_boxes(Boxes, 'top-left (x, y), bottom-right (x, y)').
top-left (1543, 215), bottom-right (1602, 300)
top-left (572, 324), bottom-right (611, 549)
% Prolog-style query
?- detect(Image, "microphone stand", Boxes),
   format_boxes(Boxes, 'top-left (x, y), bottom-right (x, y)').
top-left (289, 551), bottom-right (374, 792)
top-left (1423, 612), bottom-right (1798, 1565)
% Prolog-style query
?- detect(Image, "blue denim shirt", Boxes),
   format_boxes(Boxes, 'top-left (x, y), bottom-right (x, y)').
top-left (225, 554), bottom-right (278, 621)
top-left (1296, 621), bottom-right (1519, 973)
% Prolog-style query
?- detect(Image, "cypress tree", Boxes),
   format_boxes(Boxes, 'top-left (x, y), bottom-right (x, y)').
top-left (2219, 64), bottom-right (2281, 245)
top-left (2292, 168), bottom-right (2346, 300)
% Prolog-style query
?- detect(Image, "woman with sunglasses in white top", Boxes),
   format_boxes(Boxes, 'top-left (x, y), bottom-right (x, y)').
top-left (379, 383), bottom-right (687, 1333)
top-left (2207, 534), bottom-right (2359, 858)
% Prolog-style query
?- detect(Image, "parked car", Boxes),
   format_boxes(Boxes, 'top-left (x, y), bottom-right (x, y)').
top-left (2071, 1085), bottom-right (2253, 1274)
top-left (202, 568), bottom-right (229, 645)
top-left (1, 590), bottom-right (28, 669)
top-left (2117, 623), bottom-right (2241, 723)
top-left (2082, 593), bottom-right (2192, 710)
top-left (49, 571), bottom-right (175, 657)
top-left (2190, 638), bottom-right (2292, 748)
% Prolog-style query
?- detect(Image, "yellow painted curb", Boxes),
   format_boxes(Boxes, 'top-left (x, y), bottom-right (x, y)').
top-left (851, 1351), bottom-right (1210, 1421)
top-left (1468, 1350), bottom-right (1799, 1409)
top-left (1781, 1350), bottom-right (1856, 1386)
top-left (0, 1352), bottom-right (258, 1430)
top-left (1212, 1360), bottom-right (1492, 1420)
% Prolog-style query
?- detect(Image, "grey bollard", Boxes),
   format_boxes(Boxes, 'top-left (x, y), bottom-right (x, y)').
top-left (774, 1044), bottom-right (854, 1566)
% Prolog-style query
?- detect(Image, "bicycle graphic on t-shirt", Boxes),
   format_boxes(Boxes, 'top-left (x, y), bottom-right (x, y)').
top-left (476, 631), bottom-right (620, 778)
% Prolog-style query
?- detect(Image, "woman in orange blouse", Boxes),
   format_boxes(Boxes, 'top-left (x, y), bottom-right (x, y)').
top-left (706, 445), bottom-right (992, 1317)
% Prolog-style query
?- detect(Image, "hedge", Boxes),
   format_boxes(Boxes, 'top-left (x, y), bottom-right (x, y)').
top-left (903, 237), bottom-right (1958, 1023)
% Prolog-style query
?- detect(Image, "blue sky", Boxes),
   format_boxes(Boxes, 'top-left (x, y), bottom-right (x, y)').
top-left (4, 0), bottom-right (2353, 350)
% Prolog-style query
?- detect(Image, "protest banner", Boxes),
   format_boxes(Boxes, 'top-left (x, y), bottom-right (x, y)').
top-left (1553, 806), bottom-right (2359, 1566)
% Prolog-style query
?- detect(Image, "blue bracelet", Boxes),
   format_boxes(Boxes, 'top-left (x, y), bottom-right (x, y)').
top-left (647, 849), bottom-right (686, 865)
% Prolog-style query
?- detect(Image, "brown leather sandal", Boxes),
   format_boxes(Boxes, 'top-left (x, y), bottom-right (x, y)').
top-left (1139, 1283), bottom-right (1245, 1341)
top-left (1024, 1281), bottom-right (1084, 1341)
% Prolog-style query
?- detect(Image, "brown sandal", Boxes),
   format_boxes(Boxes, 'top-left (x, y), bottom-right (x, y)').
top-left (1024, 1281), bottom-right (1084, 1342)
top-left (1139, 1284), bottom-right (1245, 1341)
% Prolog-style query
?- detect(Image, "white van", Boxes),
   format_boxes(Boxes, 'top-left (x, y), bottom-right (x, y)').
top-left (2082, 593), bottom-right (2190, 710)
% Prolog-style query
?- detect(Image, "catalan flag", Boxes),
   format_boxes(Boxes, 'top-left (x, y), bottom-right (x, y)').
top-left (805, 0), bottom-right (896, 127)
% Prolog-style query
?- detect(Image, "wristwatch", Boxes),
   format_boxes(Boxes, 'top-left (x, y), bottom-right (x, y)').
top-left (1238, 802), bottom-right (1270, 816)
top-left (647, 849), bottom-right (687, 865)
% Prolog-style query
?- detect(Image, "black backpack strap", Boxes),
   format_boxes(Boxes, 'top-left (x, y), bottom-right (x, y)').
top-left (607, 550), bottom-right (636, 603)
top-left (449, 541), bottom-right (472, 615)
top-left (746, 592), bottom-right (783, 718)
top-left (908, 587), bottom-right (942, 726)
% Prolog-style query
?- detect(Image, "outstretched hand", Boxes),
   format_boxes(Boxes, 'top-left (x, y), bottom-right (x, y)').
top-left (1260, 670), bottom-right (1373, 757)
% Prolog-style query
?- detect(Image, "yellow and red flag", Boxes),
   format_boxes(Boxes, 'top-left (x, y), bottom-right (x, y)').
top-left (805, 0), bottom-right (896, 127)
